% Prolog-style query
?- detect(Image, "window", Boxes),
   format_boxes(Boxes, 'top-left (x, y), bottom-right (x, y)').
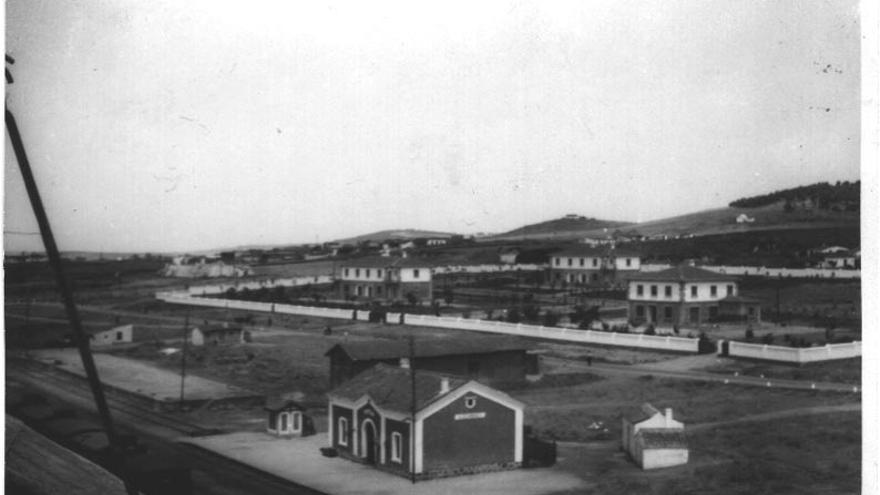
top-left (567, 258), bottom-right (573, 267)
top-left (636, 285), bottom-right (644, 296)
top-left (391, 432), bottom-right (403, 463)
top-left (280, 413), bottom-right (288, 431)
top-left (355, 268), bottom-right (360, 278)
top-left (366, 269), bottom-right (371, 278)
top-left (579, 274), bottom-right (585, 283)
top-left (116, 331), bottom-right (123, 341)
top-left (664, 307), bottom-right (673, 320)
top-left (710, 285), bottom-right (717, 297)
top-left (690, 286), bottom-right (697, 297)
top-left (664, 286), bottom-right (672, 297)
top-left (650, 285), bottom-right (658, 297)
top-left (338, 417), bottom-right (349, 446)
top-left (376, 286), bottom-right (383, 295)
top-left (727, 285), bottom-right (733, 296)
top-left (635, 305), bottom-right (645, 317)
top-left (579, 258), bottom-right (585, 267)
top-left (291, 411), bottom-right (301, 432)
top-left (592, 258), bottom-right (598, 267)
top-left (555, 258), bottom-right (560, 266)
top-left (413, 269), bottom-right (420, 279)
top-left (465, 396), bottom-right (477, 409)
top-left (378, 269), bottom-right (383, 278)
top-left (344, 268), bottom-right (350, 277)
top-left (626, 258), bottom-right (632, 267)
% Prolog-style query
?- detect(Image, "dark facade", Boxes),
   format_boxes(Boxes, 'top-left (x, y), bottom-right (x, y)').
top-left (327, 364), bottom-right (524, 480)
top-left (325, 339), bottom-right (537, 388)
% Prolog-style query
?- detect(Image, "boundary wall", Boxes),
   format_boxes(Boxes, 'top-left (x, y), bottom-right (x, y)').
top-left (727, 340), bottom-right (861, 363)
top-left (636, 264), bottom-right (858, 279)
top-left (156, 292), bottom-right (698, 353)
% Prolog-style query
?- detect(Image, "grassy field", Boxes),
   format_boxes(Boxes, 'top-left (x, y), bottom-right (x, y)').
top-left (699, 357), bottom-right (861, 385)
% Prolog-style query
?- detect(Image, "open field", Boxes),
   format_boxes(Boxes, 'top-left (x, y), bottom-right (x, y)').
top-left (698, 357), bottom-right (861, 385)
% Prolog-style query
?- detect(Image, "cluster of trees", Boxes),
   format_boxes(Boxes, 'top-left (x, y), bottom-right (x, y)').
top-left (728, 181), bottom-right (860, 210)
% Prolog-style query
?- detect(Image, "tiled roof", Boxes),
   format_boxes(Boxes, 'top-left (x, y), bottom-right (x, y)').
top-left (628, 265), bottom-right (737, 282)
top-left (325, 337), bottom-right (533, 361)
top-left (623, 402), bottom-right (661, 423)
top-left (635, 429), bottom-right (688, 450)
top-left (338, 256), bottom-right (433, 269)
top-left (552, 246), bottom-right (607, 257)
top-left (328, 363), bottom-right (468, 413)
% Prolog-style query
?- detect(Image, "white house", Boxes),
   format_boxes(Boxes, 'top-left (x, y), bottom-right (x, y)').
top-left (189, 325), bottom-right (245, 346)
top-left (337, 256), bottom-right (433, 302)
top-left (89, 324), bottom-right (134, 347)
top-left (622, 403), bottom-right (688, 470)
top-left (265, 396), bottom-right (314, 438)
top-left (735, 214), bottom-right (755, 224)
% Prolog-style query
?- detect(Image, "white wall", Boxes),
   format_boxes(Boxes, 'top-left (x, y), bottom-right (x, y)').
top-left (641, 449), bottom-right (689, 470)
top-left (399, 267), bottom-right (430, 283)
top-left (727, 341), bottom-right (861, 363)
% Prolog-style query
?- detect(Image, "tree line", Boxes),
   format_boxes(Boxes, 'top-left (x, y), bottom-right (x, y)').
top-left (728, 181), bottom-right (859, 209)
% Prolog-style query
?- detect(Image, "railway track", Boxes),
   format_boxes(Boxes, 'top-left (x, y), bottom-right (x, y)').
top-left (7, 358), bottom-right (327, 495)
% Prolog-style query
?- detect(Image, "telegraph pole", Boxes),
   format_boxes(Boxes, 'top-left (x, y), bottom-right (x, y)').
top-left (409, 335), bottom-right (417, 484)
top-left (6, 54), bottom-right (137, 495)
top-left (179, 310), bottom-right (190, 408)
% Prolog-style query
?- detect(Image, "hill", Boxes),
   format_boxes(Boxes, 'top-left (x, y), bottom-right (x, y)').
top-left (334, 229), bottom-right (456, 245)
top-left (578, 202), bottom-right (859, 239)
top-left (729, 181), bottom-right (859, 210)
top-left (484, 215), bottom-right (633, 242)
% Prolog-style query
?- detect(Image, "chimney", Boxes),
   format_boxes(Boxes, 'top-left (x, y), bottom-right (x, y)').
top-left (440, 377), bottom-right (450, 394)
top-left (665, 408), bottom-right (673, 427)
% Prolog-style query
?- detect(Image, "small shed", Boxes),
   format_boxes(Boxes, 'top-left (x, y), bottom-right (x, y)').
top-left (265, 396), bottom-right (314, 438)
top-left (718, 295), bottom-right (762, 322)
top-left (189, 325), bottom-right (245, 346)
top-left (89, 324), bottom-right (134, 347)
top-left (621, 403), bottom-right (688, 470)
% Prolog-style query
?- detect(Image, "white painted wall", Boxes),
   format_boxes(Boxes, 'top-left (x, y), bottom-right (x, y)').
top-left (91, 324), bottom-right (133, 346)
top-left (641, 449), bottom-right (689, 470)
top-left (399, 267), bottom-right (431, 283)
top-left (728, 341), bottom-right (861, 363)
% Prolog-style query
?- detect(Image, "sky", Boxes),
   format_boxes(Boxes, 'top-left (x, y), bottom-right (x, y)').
top-left (3, 0), bottom-right (862, 253)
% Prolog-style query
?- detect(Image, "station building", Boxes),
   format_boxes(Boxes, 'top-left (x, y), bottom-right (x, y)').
top-left (326, 364), bottom-right (524, 480)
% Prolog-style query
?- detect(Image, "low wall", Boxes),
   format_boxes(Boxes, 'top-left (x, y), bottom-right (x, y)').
top-left (633, 264), bottom-right (858, 279)
top-left (157, 293), bottom-right (699, 353)
top-left (727, 341), bottom-right (861, 363)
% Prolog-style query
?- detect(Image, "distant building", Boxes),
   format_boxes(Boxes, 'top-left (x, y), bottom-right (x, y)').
top-left (821, 249), bottom-right (859, 269)
top-left (324, 338), bottom-right (538, 388)
top-left (627, 265), bottom-right (758, 326)
top-left (89, 324), bottom-right (134, 347)
top-left (498, 248), bottom-right (520, 264)
top-left (425, 238), bottom-right (448, 247)
top-left (735, 213), bottom-right (755, 224)
top-left (162, 257), bottom-right (252, 278)
top-left (337, 256), bottom-right (433, 303)
top-left (622, 403), bottom-right (688, 470)
top-left (326, 364), bottom-right (524, 480)
top-left (264, 396), bottom-right (314, 438)
top-left (548, 247), bottom-right (641, 287)
top-left (189, 325), bottom-right (245, 346)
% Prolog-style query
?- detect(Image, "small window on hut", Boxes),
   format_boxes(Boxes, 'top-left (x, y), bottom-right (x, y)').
top-left (465, 396), bottom-right (477, 409)
top-left (338, 417), bottom-right (349, 446)
top-left (391, 432), bottom-right (402, 462)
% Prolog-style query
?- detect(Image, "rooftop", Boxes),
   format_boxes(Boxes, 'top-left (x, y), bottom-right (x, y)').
top-left (628, 265), bottom-right (737, 282)
top-left (325, 337), bottom-right (533, 362)
top-left (328, 363), bottom-right (468, 413)
top-left (338, 256), bottom-right (434, 269)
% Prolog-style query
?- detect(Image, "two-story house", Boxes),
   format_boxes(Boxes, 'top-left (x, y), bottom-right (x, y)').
top-left (548, 247), bottom-right (641, 288)
top-left (627, 265), bottom-right (748, 326)
top-left (337, 256), bottom-right (433, 303)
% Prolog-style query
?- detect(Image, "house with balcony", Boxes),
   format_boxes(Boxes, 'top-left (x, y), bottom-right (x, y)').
top-left (337, 256), bottom-right (433, 303)
top-left (548, 247), bottom-right (641, 288)
top-left (627, 265), bottom-right (758, 327)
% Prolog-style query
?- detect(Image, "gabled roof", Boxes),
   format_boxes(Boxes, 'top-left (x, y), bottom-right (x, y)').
top-left (628, 265), bottom-right (737, 282)
top-left (328, 364), bottom-right (469, 413)
top-left (552, 246), bottom-right (606, 257)
top-left (623, 402), bottom-right (661, 423)
top-left (635, 429), bottom-right (688, 449)
top-left (325, 337), bottom-right (533, 361)
top-left (338, 256), bottom-right (433, 269)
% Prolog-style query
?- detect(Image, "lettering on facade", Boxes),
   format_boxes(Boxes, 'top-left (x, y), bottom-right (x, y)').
top-left (454, 412), bottom-right (486, 420)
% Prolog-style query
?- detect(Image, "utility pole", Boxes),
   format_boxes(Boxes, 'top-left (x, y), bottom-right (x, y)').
top-left (409, 335), bottom-right (417, 484)
top-left (179, 310), bottom-right (190, 409)
top-left (6, 54), bottom-right (137, 495)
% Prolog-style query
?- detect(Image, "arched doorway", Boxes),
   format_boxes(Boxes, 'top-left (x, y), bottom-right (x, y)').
top-left (361, 419), bottom-right (377, 464)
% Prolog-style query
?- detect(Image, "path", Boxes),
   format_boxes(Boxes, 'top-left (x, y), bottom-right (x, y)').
top-left (544, 357), bottom-right (860, 393)
top-left (688, 403), bottom-right (861, 432)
